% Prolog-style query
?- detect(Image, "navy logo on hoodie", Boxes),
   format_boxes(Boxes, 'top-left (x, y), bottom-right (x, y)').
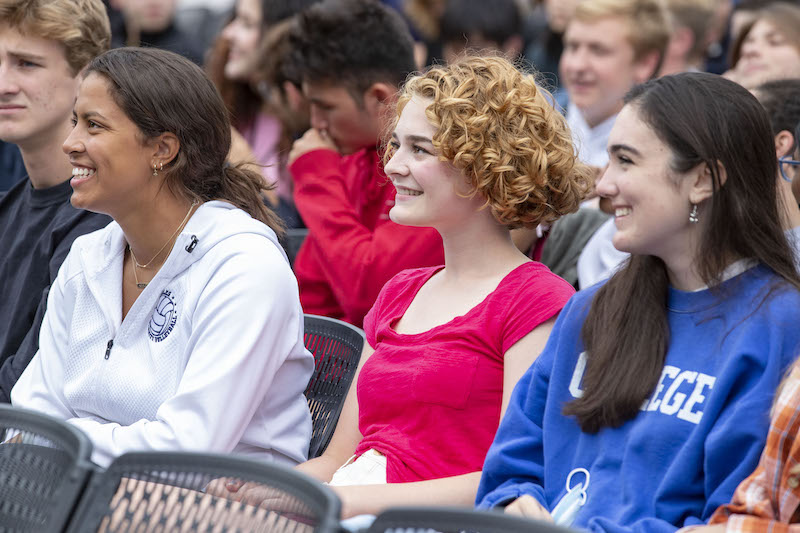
top-left (149, 290), bottom-right (177, 342)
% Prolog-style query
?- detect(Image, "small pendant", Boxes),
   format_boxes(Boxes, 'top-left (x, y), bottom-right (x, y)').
top-left (136, 283), bottom-right (148, 289)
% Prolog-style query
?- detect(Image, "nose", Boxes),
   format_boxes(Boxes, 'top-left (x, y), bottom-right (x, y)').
top-left (593, 163), bottom-right (616, 198)
top-left (383, 146), bottom-right (408, 180)
top-left (62, 122), bottom-right (85, 156)
top-left (0, 64), bottom-right (20, 96)
top-left (309, 105), bottom-right (328, 132)
top-left (561, 46), bottom-right (588, 76)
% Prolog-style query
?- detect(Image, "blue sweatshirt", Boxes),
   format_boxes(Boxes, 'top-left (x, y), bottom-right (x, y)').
top-left (477, 265), bottom-right (800, 532)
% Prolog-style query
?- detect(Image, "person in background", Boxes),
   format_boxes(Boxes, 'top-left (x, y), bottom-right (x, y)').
top-left (11, 47), bottom-right (313, 468)
top-left (752, 78), bottom-right (800, 261)
top-left (658, 0), bottom-right (715, 76)
top-left (205, 0), bottom-right (320, 227)
top-left (726, 2), bottom-right (800, 90)
top-left (108, 0), bottom-right (205, 65)
top-left (220, 54), bottom-right (591, 519)
top-left (0, 0), bottom-right (112, 402)
top-left (477, 72), bottom-right (800, 531)
top-left (438, 0), bottom-right (524, 65)
top-left (285, 0), bottom-right (444, 327)
top-left (555, 0), bottom-right (670, 290)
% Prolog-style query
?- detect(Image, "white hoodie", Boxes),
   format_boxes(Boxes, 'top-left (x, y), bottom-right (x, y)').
top-left (12, 201), bottom-right (313, 467)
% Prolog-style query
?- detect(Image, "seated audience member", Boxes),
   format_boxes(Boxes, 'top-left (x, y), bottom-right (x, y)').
top-left (219, 55), bottom-right (591, 518)
top-left (752, 78), bottom-right (800, 259)
top-left (0, 140), bottom-right (25, 192)
top-left (109, 0), bottom-right (205, 65)
top-left (438, 0), bottom-right (524, 65)
top-left (560, 0), bottom-right (669, 289)
top-left (682, 358), bottom-right (800, 532)
top-left (0, 0), bottom-right (112, 401)
top-left (286, 0), bottom-right (445, 327)
top-left (726, 2), bottom-right (800, 90)
top-left (11, 47), bottom-right (313, 468)
top-left (658, 0), bottom-right (715, 76)
top-left (206, 0), bottom-right (320, 227)
top-left (476, 72), bottom-right (800, 531)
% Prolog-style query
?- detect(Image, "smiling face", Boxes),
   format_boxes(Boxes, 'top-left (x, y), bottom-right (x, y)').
top-left (595, 104), bottom-right (700, 264)
top-left (735, 19), bottom-right (800, 90)
top-left (384, 97), bottom-right (484, 230)
top-left (221, 0), bottom-right (262, 81)
top-left (63, 73), bottom-right (159, 217)
top-left (0, 23), bottom-right (79, 149)
top-left (560, 16), bottom-right (654, 128)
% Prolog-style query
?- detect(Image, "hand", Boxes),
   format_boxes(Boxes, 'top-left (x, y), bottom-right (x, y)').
top-left (504, 495), bottom-right (553, 522)
top-left (289, 128), bottom-right (338, 165)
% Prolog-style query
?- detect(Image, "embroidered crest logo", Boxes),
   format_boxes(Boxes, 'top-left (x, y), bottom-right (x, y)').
top-left (149, 290), bottom-right (177, 342)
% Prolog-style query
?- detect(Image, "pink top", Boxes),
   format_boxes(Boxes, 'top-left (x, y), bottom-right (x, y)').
top-left (356, 262), bottom-right (574, 482)
top-left (241, 112), bottom-right (291, 202)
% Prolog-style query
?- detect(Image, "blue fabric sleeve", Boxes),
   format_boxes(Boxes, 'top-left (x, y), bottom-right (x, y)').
top-left (475, 294), bottom-right (571, 509)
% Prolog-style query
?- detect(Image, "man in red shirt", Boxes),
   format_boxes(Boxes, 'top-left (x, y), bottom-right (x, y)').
top-left (286, 0), bottom-right (444, 327)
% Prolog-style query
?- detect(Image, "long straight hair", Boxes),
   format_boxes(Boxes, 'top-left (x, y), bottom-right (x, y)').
top-left (564, 72), bottom-right (800, 433)
top-left (84, 47), bottom-right (284, 235)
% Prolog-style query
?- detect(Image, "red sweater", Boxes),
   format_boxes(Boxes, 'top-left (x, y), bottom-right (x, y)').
top-left (290, 147), bottom-right (444, 327)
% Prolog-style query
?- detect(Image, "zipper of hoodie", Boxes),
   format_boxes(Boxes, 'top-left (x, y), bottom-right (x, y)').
top-left (104, 339), bottom-right (114, 360)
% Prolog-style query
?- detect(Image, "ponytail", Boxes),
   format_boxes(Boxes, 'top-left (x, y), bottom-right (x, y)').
top-left (215, 163), bottom-right (286, 238)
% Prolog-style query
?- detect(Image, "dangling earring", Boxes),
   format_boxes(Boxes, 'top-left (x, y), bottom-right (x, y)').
top-left (160, 161), bottom-right (164, 173)
top-left (152, 162), bottom-right (158, 176)
top-left (689, 204), bottom-right (699, 224)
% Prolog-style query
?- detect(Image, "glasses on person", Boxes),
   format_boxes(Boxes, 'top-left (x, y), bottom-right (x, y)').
top-left (779, 155), bottom-right (800, 182)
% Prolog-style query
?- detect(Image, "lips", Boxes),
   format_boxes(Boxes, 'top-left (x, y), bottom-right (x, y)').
top-left (395, 186), bottom-right (423, 196)
top-left (70, 166), bottom-right (96, 187)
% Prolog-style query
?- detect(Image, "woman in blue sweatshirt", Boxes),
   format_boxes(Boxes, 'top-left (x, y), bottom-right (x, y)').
top-left (476, 72), bottom-right (800, 532)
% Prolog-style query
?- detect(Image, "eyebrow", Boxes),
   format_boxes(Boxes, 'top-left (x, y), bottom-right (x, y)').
top-left (8, 50), bottom-right (48, 63)
top-left (609, 143), bottom-right (642, 157)
top-left (391, 132), bottom-right (434, 144)
top-left (73, 110), bottom-right (110, 123)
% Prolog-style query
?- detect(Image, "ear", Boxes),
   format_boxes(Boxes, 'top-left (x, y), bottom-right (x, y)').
top-left (632, 49), bottom-right (661, 84)
top-left (283, 81), bottom-right (306, 114)
top-left (688, 161), bottom-right (725, 205)
top-left (149, 132), bottom-right (180, 168)
top-left (775, 130), bottom-right (795, 159)
top-left (362, 82), bottom-right (396, 116)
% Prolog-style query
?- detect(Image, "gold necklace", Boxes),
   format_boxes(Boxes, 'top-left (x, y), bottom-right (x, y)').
top-left (128, 200), bottom-right (198, 290)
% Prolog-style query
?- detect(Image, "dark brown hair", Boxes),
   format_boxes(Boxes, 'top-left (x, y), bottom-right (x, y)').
top-left (564, 72), bottom-right (800, 433)
top-left (84, 47), bottom-right (283, 234)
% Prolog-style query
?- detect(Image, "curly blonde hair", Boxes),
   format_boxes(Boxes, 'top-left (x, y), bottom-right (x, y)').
top-left (386, 55), bottom-right (592, 228)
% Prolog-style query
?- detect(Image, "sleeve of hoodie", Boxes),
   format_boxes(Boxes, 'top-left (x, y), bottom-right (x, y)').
top-left (65, 235), bottom-right (311, 466)
top-left (291, 149), bottom-right (442, 323)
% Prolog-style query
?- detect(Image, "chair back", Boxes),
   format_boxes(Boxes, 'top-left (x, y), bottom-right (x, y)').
top-left (67, 451), bottom-right (341, 533)
top-left (366, 507), bottom-right (578, 533)
top-left (0, 404), bottom-right (94, 532)
top-left (303, 315), bottom-right (364, 458)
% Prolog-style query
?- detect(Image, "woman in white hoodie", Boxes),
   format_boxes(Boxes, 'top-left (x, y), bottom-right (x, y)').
top-left (11, 47), bottom-right (314, 468)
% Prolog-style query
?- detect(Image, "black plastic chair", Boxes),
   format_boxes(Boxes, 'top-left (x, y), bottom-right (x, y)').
top-left (365, 506), bottom-right (577, 533)
top-left (0, 404), bottom-right (94, 532)
top-left (303, 315), bottom-right (365, 459)
top-left (66, 451), bottom-right (341, 533)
